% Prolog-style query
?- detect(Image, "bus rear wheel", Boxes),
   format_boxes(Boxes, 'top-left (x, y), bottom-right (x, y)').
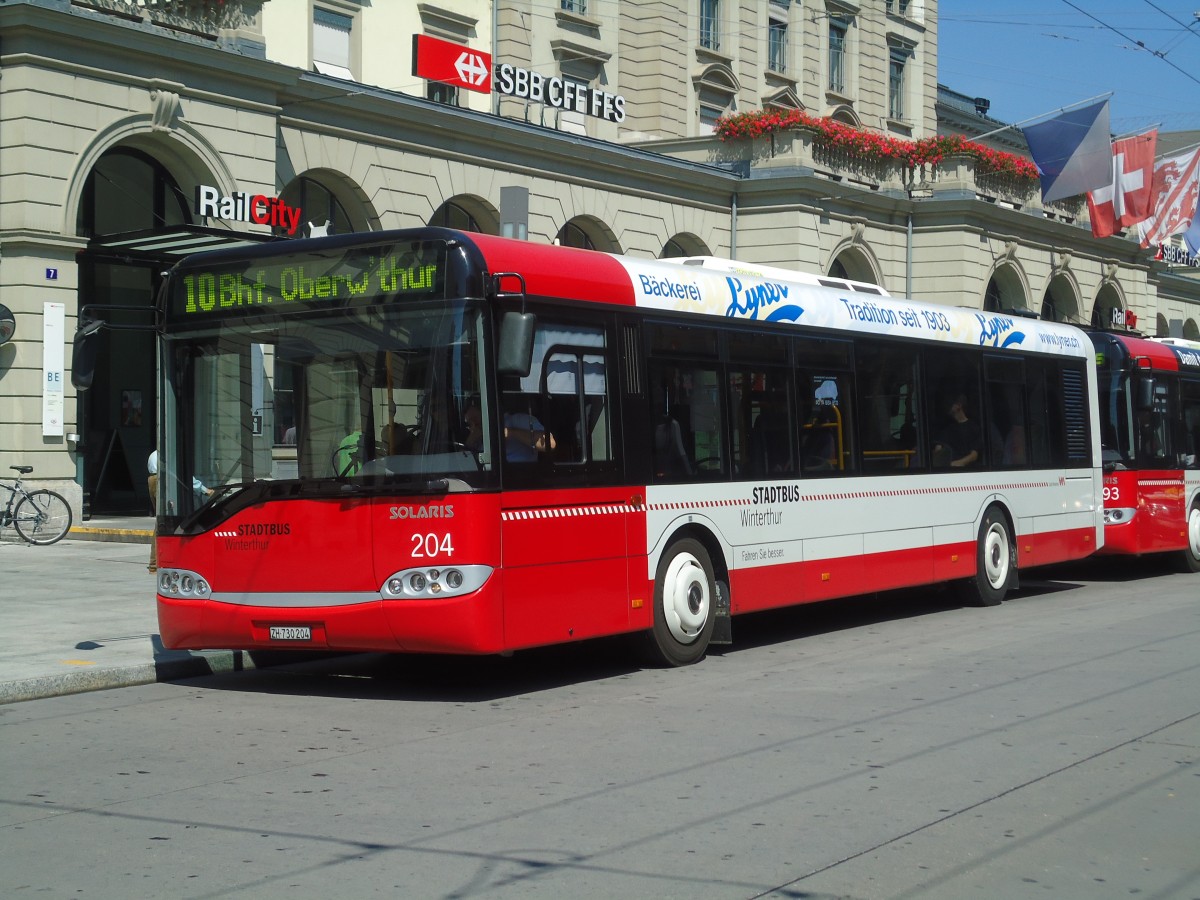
top-left (644, 538), bottom-right (716, 667)
top-left (1178, 505), bottom-right (1200, 574)
top-left (963, 505), bottom-right (1012, 607)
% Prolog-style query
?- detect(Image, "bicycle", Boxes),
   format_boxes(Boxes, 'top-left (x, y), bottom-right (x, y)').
top-left (1, 466), bottom-right (73, 545)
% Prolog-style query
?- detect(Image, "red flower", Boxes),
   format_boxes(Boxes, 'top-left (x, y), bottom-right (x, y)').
top-left (715, 110), bottom-right (1038, 184)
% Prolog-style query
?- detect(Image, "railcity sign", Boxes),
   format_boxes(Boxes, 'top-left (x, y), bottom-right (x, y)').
top-left (194, 186), bottom-right (302, 236)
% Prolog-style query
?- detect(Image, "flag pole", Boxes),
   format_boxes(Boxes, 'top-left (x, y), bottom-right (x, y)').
top-left (971, 92), bottom-right (1113, 142)
top-left (1158, 139), bottom-right (1200, 158)
top-left (1112, 125), bottom-right (1160, 141)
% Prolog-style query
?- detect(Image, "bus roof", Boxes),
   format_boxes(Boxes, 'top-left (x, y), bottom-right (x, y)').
top-left (466, 234), bottom-right (1091, 359)
top-left (664, 256), bottom-right (891, 296)
top-left (1098, 331), bottom-right (1200, 373)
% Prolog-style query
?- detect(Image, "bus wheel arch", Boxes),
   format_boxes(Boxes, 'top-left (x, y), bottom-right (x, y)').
top-left (963, 502), bottom-right (1016, 607)
top-left (643, 526), bottom-right (725, 666)
top-left (1179, 501), bottom-right (1200, 574)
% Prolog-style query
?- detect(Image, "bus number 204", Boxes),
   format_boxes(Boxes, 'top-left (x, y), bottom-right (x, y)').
top-left (412, 533), bottom-right (454, 558)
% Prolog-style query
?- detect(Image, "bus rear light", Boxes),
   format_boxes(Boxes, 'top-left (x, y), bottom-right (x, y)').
top-left (158, 568), bottom-right (211, 598)
top-left (381, 565), bottom-right (492, 600)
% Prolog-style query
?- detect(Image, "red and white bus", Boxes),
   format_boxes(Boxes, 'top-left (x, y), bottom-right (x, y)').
top-left (138, 228), bottom-right (1103, 665)
top-left (1089, 331), bottom-right (1200, 571)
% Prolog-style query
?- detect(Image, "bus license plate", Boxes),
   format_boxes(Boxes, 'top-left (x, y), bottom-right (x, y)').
top-left (269, 626), bottom-right (311, 641)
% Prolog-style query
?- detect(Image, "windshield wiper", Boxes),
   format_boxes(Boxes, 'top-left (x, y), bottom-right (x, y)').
top-left (177, 482), bottom-right (255, 531)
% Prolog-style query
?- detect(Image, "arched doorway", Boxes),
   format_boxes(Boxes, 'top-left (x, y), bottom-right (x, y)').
top-left (77, 147), bottom-right (192, 514)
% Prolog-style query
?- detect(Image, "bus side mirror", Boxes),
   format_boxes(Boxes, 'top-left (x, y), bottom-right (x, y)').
top-left (497, 311), bottom-right (536, 377)
top-left (71, 320), bottom-right (104, 390)
top-left (1134, 375), bottom-right (1155, 412)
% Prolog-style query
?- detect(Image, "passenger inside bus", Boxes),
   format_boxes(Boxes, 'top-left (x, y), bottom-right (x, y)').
top-left (379, 421), bottom-right (413, 456)
top-left (653, 388), bottom-right (692, 477)
top-left (416, 391), bottom-right (458, 452)
top-left (802, 405), bottom-right (838, 470)
top-left (1137, 408), bottom-right (1164, 461)
top-left (503, 408), bottom-right (554, 461)
top-left (749, 388), bottom-right (793, 476)
top-left (932, 393), bottom-right (981, 468)
top-left (463, 402), bottom-right (483, 452)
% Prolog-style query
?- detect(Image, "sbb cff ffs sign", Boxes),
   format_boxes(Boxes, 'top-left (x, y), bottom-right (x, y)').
top-left (412, 34), bottom-right (491, 93)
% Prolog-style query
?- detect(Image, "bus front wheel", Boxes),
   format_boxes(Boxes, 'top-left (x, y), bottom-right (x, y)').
top-left (644, 538), bottom-right (716, 667)
top-left (964, 506), bottom-right (1012, 607)
top-left (1178, 505), bottom-right (1200, 574)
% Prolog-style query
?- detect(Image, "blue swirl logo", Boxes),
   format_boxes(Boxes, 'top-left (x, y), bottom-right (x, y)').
top-left (724, 276), bottom-right (802, 322)
top-left (976, 313), bottom-right (1025, 348)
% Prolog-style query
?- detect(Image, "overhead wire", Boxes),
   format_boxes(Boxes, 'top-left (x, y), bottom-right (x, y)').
top-left (1060, 0), bottom-right (1200, 87)
top-left (1140, 0), bottom-right (1200, 56)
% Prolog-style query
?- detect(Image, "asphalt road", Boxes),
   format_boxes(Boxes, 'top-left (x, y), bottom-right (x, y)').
top-left (2, 557), bottom-right (1198, 900)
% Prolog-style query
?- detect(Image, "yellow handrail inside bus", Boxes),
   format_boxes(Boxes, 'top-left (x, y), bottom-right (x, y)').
top-left (862, 449), bottom-right (916, 468)
top-left (802, 404), bottom-right (845, 470)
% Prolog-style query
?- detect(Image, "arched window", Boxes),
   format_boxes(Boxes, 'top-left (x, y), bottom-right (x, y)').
top-left (78, 147), bottom-right (190, 237)
top-left (556, 221), bottom-right (596, 250)
top-left (984, 279), bottom-right (1002, 312)
top-left (695, 64), bottom-right (739, 135)
top-left (662, 238), bottom-right (689, 258)
top-left (278, 176), bottom-right (351, 238)
top-left (430, 200), bottom-right (481, 232)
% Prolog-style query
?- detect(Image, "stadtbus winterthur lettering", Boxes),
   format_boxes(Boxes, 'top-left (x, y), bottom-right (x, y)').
top-left (180, 253), bottom-right (438, 315)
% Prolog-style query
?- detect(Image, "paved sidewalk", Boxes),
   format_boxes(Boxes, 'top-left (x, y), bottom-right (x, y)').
top-left (1, 517), bottom-right (258, 704)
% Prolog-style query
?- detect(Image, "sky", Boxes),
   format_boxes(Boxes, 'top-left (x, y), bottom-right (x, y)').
top-left (938, 1), bottom-right (1200, 138)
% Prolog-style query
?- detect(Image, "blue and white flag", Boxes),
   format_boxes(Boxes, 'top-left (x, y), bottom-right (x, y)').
top-left (1185, 216), bottom-right (1200, 257)
top-left (1023, 99), bottom-right (1113, 204)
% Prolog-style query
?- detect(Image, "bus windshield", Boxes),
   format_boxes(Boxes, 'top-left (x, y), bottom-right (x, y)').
top-left (1093, 333), bottom-right (1187, 471)
top-left (159, 297), bottom-right (496, 524)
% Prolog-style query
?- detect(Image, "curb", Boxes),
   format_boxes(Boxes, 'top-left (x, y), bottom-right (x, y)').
top-left (68, 526), bottom-right (154, 545)
top-left (0, 650), bottom-right (258, 705)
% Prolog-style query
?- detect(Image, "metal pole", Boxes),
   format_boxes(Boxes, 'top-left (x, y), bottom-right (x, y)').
top-left (730, 192), bottom-right (738, 259)
top-left (906, 212), bottom-right (913, 298)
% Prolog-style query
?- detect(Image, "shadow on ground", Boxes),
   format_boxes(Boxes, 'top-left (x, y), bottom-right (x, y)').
top-left (178, 565), bottom-right (1106, 703)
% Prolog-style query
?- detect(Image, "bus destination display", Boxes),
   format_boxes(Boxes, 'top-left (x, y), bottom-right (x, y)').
top-left (173, 244), bottom-right (445, 320)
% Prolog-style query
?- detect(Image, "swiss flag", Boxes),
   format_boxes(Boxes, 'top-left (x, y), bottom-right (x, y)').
top-left (1087, 130), bottom-right (1157, 239)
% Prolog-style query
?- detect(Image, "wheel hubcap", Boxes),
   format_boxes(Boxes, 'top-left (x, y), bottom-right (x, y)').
top-left (984, 522), bottom-right (1009, 590)
top-left (1188, 508), bottom-right (1200, 560)
top-left (662, 552), bottom-right (710, 644)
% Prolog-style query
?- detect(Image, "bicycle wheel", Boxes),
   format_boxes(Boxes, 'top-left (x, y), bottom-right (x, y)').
top-left (13, 490), bottom-right (73, 545)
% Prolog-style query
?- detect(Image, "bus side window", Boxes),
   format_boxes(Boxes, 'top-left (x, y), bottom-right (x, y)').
top-left (649, 361), bottom-right (725, 481)
top-left (924, 346), bottom-right (983, 470)
top-left (984, 356), bottom-right (1028, 468)
top-left (798, 371), bottom-right (854, 475)
top-left (1181, 379), bottom-right (1200, 468)
top-left (855, 344), bottom-right (920, 472)
top-left (730, 368), bottom-right (794, 479)
top-left (505, 319), bottom-right (622, 486)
